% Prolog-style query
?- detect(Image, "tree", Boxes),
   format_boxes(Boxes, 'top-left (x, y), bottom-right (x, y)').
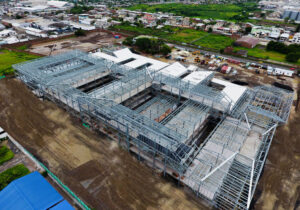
top-left (135, 38), bottom-right (152, 53)
top-left (74, 28), bottom-right (86, 36)
top-left (296, 24), bottom-right (300, 32)
top-left (266, 41), bottom-right (288, 54)
top-left (161, 44), bottom-right (171, 55)
top-left (123, 37), bottom-right (134, 46)
top-left (245, 26), bottom-right (252, 34)
top-left (284, 17), bottom-right (289, 23)
top-left (286, 52), bottom-right (300, 63)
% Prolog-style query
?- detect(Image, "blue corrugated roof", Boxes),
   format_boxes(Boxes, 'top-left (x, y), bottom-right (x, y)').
top-left (51, 200), bottom-right (74, 210)
top-left (0, 171), bottom-right (74, 210)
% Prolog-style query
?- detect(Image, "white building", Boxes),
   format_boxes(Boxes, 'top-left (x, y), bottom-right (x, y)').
top-left (292, 33), bottom-right (300, 44)
top-left (0, 29), bottom-right (17, 38)
top-left (267, 67), bottom-right (294, 77)
top-left (280, 33), bottom-right (290, 42)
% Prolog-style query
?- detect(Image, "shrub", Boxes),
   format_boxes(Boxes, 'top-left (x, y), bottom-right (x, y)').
top-left (161, 44), bottom-right (171, 55)
top-left (0, 146), bottom-right (14, 165)
top-left (41, 171), bottom-right (48, 177)
top-left (122, 37), bottom-right (134, 46)
top-left (286, 52), bottom-right (300, 63)
top-left (0, 164), bottom-right (30, 190)
top-left (74, 28), bottom-right (86, 36)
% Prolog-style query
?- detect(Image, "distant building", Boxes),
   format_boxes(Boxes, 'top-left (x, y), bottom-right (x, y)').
top-left (292, 33), bottom-right (300, 44)
top-left (251, 26), bottom-right (271, 37)
top-left (282, 10), bottom-right (300, 22)
top-left (182, 17), bottom-right (190, 26)
top-left (235, 36), bottom-right (260, 48)
top-left (280, 33), bottom-right (290, 42)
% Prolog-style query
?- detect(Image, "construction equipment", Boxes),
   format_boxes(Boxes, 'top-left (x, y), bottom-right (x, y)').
top-left (194, 56), bottom-right (201, 63)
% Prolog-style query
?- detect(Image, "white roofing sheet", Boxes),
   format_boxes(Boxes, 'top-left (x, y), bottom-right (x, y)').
top-left (126, 59), bottom-right (152, 69)
top-left (182, 71), bottom-right (213, 85)
top-left (159, 62), bottom-right (188, 78)
top-left (113, 48), bottom-right (132, 59)
top-left (113, 48), bottom-right (168, 71)
top-left (212, 78), bottom-right (247, 110)
top-left (187, 64), bottom-right (198, 71)
top-left (92, 48), bottom-right (168, 72)
top-left (0, 127), bottom-right (3, 133)
top-left (92, 52), bottom-right (121, 63)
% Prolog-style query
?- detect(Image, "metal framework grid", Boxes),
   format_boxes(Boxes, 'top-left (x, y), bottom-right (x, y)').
top-left (13, 50), bottom-right (294, 210)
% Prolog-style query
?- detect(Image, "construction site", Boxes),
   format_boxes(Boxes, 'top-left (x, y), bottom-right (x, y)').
top-left (12, 47), bottom-right (294, 210)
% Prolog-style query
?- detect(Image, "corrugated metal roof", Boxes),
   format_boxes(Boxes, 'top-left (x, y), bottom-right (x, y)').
top-left (0, 172), bottom-right (74, 210)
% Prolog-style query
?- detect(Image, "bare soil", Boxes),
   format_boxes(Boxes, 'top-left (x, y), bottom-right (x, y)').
top-left (252, 79), bottom-right (300, 210)
top-left (0, 78), bottom-right (206, 210)
top-left (28, 32), bottom-right (125, 55)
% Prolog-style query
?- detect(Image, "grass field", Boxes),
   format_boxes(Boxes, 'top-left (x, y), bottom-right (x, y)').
top-left (113, 24), bottom-right (233, 50)
top-left (126, 3), bottom-right (258, 21)
top-left (194, 34), bottom-right (233, 50)
top-left (0, 164), bottom-right (30, 190)
top-left (0, 146), bottom-right (14, 165)
top-left (0, 49), bottom-right (40, 76)
top-left (234, 46), bottom-right (300, 65)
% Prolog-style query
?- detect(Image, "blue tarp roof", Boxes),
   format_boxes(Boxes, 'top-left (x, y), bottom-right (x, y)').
top-left (0, 171), bottom-right (74, 210)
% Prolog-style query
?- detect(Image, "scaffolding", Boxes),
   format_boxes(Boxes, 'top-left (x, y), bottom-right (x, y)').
top-left (13, 50), bottom-right (294, 210)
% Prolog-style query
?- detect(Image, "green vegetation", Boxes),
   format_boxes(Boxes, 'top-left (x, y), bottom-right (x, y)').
top-left (286, 52), bottom-right (300, 63)
top-left (16, 45), bottom-right (29, 51)
top-left (126, 3), bottom-right (259, 21)
top-left (234, 45), bottom-right (300, 65)
top-left (194, 34), bottom-right (233, 50)
top-left (70, 5), bottom-right (94, 14)
top-left (74, 28), bottom-right (86, 36)
top-left (124, 36), bottom-right (171, 55)
top-left (113, 24), bottom-right (233, 50)
top-left (0, 146), bottom-right (14, 165)
top-left (0, 49), bottom-right (40, 76)
top-left (0, 164), bottom-right (30, 190)
top-left (168, 29), bottom-right (207, 43)
top-left (266, 41), bottom-right (300, 64)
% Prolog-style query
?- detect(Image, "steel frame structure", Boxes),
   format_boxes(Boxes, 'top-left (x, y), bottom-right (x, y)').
top-left (13, 50), bottom-right (294, 210)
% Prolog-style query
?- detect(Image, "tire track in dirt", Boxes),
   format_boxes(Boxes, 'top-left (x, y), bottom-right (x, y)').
top-left (0, 78), bottom-right (207, 210)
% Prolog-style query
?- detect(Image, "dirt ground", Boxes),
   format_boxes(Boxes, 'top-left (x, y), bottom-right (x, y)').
top-left (0, 78), bottom-right (207, 210)
top-left (252, 94), bottom-right (300, 210)
top-left (28, 32), bottom-right (125, 55)
top-left (0, 75), bottom-right (299, 209)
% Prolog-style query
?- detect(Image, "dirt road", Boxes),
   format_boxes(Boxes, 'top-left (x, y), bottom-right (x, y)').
top-left (0, 78), bottom-right (206, 210)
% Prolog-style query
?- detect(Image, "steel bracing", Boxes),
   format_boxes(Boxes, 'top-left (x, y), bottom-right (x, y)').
top-left (13, 50), bottom-right (294, 210)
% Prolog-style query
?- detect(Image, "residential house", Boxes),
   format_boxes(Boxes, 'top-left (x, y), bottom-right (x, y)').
top-left (182, 17), bottom-right (190, 27)
top-left (279, 33), bottom-right (290, 42)
top-left (292, 33), bottom-right (300, 43)
top-left (229, 24), bottom-right (241, 33)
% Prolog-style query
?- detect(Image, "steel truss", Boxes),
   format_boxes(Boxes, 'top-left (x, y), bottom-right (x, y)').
top-left (14, 50), bottom-right (294, 210)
